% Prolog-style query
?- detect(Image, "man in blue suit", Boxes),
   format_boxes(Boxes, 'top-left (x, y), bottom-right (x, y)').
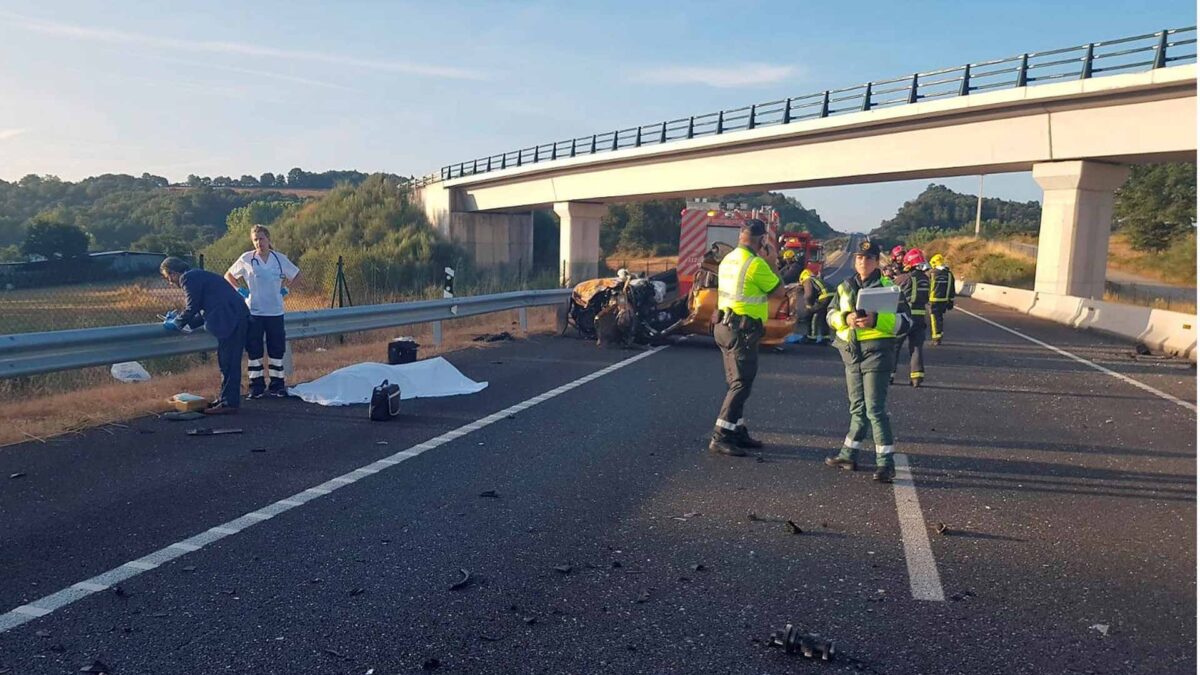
top-left (160, 257), bottom-right (250, 414)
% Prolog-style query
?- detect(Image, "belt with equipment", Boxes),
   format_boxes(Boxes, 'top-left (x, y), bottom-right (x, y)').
top-left (716, 309), bottom-right (763, 331)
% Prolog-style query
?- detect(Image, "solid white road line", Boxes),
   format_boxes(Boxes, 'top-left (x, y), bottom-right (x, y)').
top-left (959, 307), bottom-right (1196, 413)
top-left (893, 454), bottom-right (945, 602)
top-left (0, 346), bottom-right (669, 635)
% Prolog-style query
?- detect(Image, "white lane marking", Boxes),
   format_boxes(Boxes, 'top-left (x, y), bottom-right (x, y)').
top-left (0, 345), bottom-right (668, 634)
top-left (893, 454), bottom-right (945, 602)
top-left (960, 307), bottom-right (1196, 413)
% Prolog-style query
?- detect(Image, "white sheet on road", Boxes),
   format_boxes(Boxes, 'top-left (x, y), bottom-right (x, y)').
top-left (288, 357), bottom-right (488, 406)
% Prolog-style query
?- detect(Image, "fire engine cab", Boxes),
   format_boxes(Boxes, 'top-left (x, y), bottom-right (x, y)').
top-left (677, 200), bottom-right (780, 296)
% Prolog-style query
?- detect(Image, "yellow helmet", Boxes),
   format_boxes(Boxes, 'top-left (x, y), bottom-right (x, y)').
top-left (781, 248), bottom-right (797, 262)
top-left (930, 254), bottom-right (945, 267)
top-left (799, 269), bottom-right (812, 282)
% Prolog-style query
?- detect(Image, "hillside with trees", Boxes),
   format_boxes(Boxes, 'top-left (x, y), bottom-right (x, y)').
top-left (871, 184), bottom-right (1042, 246)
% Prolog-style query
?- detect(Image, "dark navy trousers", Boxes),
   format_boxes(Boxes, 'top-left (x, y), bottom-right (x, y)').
top-left (217, 316), bottom-right (249, 407)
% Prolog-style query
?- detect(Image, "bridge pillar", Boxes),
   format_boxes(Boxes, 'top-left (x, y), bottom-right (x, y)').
top-left (554, 201), bottom-right (606, 286)
top-left (1032, 160), bottom-right (1129, 299)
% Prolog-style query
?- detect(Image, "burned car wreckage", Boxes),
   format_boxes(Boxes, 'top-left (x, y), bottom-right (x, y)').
top-left (560, 243), bottom-right (800, 348)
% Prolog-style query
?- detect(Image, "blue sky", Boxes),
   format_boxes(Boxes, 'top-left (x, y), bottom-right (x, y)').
top-left (0, 1), bottom-right (1193, 231)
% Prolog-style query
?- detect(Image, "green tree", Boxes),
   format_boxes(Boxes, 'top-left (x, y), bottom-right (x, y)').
top-left (22, 219), bottom-right (90, 259)
top-left (1114, 163), bottom-right (1197, 252)
top-left (872, 184), bottom-right (1041, 244)
top-left (131, 233), bottom-right (193, 257)
top-left (260, 173), bottom-right (276, 187)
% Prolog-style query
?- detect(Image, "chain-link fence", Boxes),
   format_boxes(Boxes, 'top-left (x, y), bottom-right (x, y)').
top-left (0, 252), bottom-right (560, 335)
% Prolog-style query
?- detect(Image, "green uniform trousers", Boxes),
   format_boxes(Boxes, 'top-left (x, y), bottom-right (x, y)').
top-left (838, 338), bottom-right (897, 449)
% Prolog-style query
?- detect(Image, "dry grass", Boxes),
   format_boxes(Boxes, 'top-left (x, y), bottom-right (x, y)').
top-left (921, 236), bottom-right (1037, 288)
top-left (603, 255), bottom-right (677, 275)
top-left (1103, 288), bottom-right (1196, 314)
top-left (0, 307), bottom-right (558, 448)
top-left (1105, 232), bottom-right (1197, 287)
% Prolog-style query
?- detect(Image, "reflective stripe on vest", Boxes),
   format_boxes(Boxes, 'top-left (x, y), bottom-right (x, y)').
top-left (812, 275), bottom-right (833, 302)
top-left (717, 247), bottom-right (771, 321)
top-left (931, 269), bottom-right (953, 301)
top-left (717, 251), bottom-right (767, 305)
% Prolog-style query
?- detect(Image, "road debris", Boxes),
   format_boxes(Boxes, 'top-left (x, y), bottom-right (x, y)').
top-left (250, 447), bottom-right (267, 453)
top-left (35, 629), bottom-right (51, 638)
top-left (79, 660), bottom-right (112, 674)
top-left (449, 568), bottom-right (472, 590)
top-left (112, 585), bottom-right (129, 598)
top-left (786, 520), bottom-right (803, 535)
top-left (935, 522), bottom-right (949, 535)
top-left (349, 588), bottom-right (365, 597)
top-left (473, 331), bottom-right (514, 342)
top-left (182, 565), bottom-right (196, 572)
top-left (635, 590), bottom-right (651, 604)
top-left (691, 563), bottom-right (706, 572)
top-left (767, 623), bottom-right (835, 661)
top-left (322, 648), bottom-right (346, 658)
top-left (162, 411), bottom-right (205, 421)
top-left (1089, 623), bottom-right (1110, 637)
top-left (553, 564), bottom-right (573, 575)
top-left (478, 490), bottom-right (500, 498)
top-left (186, 427), bottom-right (243, 436)
top-left (8, 473), bottom-right (25, 479)
top-left (479, 634), bottom-right (502, 642)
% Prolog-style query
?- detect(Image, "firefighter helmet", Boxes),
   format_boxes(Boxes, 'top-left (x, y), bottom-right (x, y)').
top-left (930, 253), bottom-right (945, 268)
top-left (903, 248), bottom-right (926, 268)
top-left (781, 248), bottom-right (797, 262)
top-left (799, 268), bottom-right (812, 282)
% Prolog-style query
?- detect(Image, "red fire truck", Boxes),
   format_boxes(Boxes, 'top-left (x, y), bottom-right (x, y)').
top-left (677, 201), bottom-right (781, 296)
top-left (778, 230), bottom-right (825, 277)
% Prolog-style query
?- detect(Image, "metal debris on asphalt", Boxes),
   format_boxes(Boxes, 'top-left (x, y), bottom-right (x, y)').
top-left (449, 568), bottom-right (472, 590)
top-left (635, 591), bottom-right (651, 604)
top-left (691, 563), bottom-right (706, 572)
top-left (1089, 623), bottom-right (1110, 637)
top-left (786, 520), bottom-right (803, 535)
top-left (8, 473), bottom-right (24, 479)
top-left (935, 522), bottom-right (949, 535)
top-left (478, 490), bottom-right (500, 498)
top-left (553, 564), bottom-right (572, 574)
top-left (79, 661), bottom-right (112, 674)
top-left (322, 648), bottom-right (347, 658)
top-left (767, 624), bottom-right (835, 661)
top-left (350, 588), bottom-right (365, 596)
top-left (186, 427), bottom-right (243, 436)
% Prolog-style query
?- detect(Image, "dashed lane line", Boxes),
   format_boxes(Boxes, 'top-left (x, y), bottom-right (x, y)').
top-left (959, 307), bottom-right (1196, 413)
top-left (893, 454), bottom-right (945, 602)
top-left (0, 346), bottom-right (669, 635)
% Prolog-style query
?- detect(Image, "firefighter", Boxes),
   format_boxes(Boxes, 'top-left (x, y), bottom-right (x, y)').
top-left (779, 245), bottom-right (805, 284)
top-left (824, 240), bottom-right (912, 482)
top-left (709, 219), bottom-right (786, 457)
top-left (800, 268), bottom-right (833, 344)
top-left (929, 253), bottom-right (956, 345)
top-left (891, 249), bottom-right (931, 386)
top-left (882, 245), bottom-right (905, 279)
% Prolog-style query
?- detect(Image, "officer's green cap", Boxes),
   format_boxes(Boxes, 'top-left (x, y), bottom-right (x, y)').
top-left (855, 239), bottom-right (882, 258)
top-left (741, 219), bottom-right (767, 236)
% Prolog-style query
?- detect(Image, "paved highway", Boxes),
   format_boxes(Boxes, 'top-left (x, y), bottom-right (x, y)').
top-left (0, 267), bottom-right (1194, 673)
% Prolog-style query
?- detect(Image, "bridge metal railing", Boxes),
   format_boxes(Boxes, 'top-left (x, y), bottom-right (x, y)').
top-left (418, 27), bottom-right (1195, 187)
top-left (0, 289), bottom-right (572, 379)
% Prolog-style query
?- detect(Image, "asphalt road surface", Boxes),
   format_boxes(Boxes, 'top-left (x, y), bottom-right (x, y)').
top-left (0, 285), bottom-right (1194, 673)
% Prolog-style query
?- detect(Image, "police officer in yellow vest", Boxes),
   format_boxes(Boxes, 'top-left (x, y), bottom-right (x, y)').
top-left (709, 219), bottom-right (787, 457)
top-left (824, 240), bottom-right (913, 482)
top-left (799, 268), bottom-right (833, 344)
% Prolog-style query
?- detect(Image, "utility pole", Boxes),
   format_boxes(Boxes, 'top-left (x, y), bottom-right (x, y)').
top-left (974, 174), bottom-right (984, 238)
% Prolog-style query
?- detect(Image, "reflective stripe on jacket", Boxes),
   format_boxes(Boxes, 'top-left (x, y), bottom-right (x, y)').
top-left (718, 246), bottom-right (779, 322)
top-left (931, 267), bottom-right (956, 302)
top-left (826, 271), bottom-right (912, 343)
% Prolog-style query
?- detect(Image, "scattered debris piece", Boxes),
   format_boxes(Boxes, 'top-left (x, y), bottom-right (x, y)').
top-left (553, 565), bottom-right (573, 575)
top-left (182, 565), bottom-right (196, 572)
top-left (756, 456), bottom-right (766, 463)
top-left (786, 520), bottom-right (803, 535)
top-left (79, 661), bottom-right (112, 674)
top-left (1135, 343), bottom-right (1152, 356)
top-left (113, 585), bottom-right (129, 598)
top-left (747, 511), bottom-right (761, 522)
top-left (473, 331), bottom-right (514, 343)
top-left (506, 414), bottom-right (516, 420)
top-left (820, 522), bottom-right (829, 528)
top-left (8, 473), bottom-right (25, 480)
top-left (310, 578), bottom-right (323, 584)
top-left (186, 427), bottom-right (243, 436)
top-left (683, 511), bottom-right (700, 518)
top-left (449, 568), bottom-right (472, 591)
top-left (162, 411), bottom-right (205, 421)
top-left (349, 588), bottom-right (365, 597)
top-left (611, 561), bottom-right (622, 569)
top-left (691, 563), bottom-right (706, 572)
top-left (767, 624), bottom-right (835, 661)
top-left (523, 616), bottom-right (537, 625)
top-left (250, 447), bottom-right (266, 453)
top-left (322, 648), bottom-right (346, 658)
top-left (1089, 623), bottom-right (1110, 637)
top-left (35, 629), bottom-right (51, 638)
top-left (935, 522), bottom-right (949, 536)
top-left (422, 657), bottom-right (441, 670)
top-left (375, 441), bottom-right (389, 446)
top-left (478, 490), bottom-right (500, 498)
top-left (949, 590), bottom-right (976, 602)
top-left (635, 591), bottom-right (651, 604)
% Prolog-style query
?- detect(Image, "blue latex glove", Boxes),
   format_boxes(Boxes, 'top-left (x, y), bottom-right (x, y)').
top-left (280, 287), bottom-right (289, 297)
top-left (237, 287), bottom-right (250, 299)
top-left (164, 309), bottom-right (178, 320)
top-left (163, 317), bottom-right (181, 331)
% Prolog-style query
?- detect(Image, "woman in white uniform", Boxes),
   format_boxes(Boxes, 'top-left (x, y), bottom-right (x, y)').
top-left (224, 225), bottom-right (300, 398)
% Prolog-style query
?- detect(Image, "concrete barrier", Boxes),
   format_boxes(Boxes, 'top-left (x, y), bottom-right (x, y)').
top-left (958, 281), bottom-right (1197, 362)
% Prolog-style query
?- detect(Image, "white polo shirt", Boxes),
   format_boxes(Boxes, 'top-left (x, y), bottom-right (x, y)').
top-left (227, 250), bottom-right (300, 317)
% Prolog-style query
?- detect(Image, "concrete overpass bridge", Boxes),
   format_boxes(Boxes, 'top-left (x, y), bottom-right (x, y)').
top-left (415, 28), bottom-right (1196, 295)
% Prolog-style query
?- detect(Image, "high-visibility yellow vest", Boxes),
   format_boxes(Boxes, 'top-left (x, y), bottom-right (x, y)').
top-left (827, 274), bottom-right (905, 343)
top-left (717, 246), bottom-right (777, 322)
top-left (810, 275), bottom-right (833, 302)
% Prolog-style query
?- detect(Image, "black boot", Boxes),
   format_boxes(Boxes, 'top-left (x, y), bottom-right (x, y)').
top-left (734, 426), bottom-right (764, 449)
top-left (247, 379), bottom-right (266, 399)
top-left (267, 378), bottom-right (288, 398)
top-left (708, 433), bottom-right (747, 457)
top-left (824, 447), bottom-right (857, 471)
top-left (873, 456), bottom-right (896, 483)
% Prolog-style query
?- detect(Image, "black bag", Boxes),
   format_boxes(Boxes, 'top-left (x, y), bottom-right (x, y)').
top-left (369, 379), bottom-right (401, 421)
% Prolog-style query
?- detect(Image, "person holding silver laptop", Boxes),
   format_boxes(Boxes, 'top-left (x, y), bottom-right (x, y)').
top-left (823, 239), bottom-right (912, 483)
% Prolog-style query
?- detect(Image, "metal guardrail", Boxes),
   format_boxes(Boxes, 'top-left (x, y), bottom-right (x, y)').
top-left (418, 27), bottom-right (1195, 186)
top-left (0, 289), bottom-right (572, 379)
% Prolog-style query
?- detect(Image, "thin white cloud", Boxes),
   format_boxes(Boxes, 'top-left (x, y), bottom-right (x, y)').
top-left (0, 128), bottom-right (29, 141)
top-left (145, 54), bottom-right (360, 92)
top-left (629, 63), bottom-right (797, 88)
top-left (0, 11), bottom-right (486, 80)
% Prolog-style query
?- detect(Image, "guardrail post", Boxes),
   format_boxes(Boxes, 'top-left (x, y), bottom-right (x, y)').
top-left (861, 83), bottom-right (873, 111)
top-left (1016, 54), bottom-right (1029, 86)
top-left (686, 116), bottom-right (695, 139)
top-left (959, 64), bottom-right (971, 96)
top-left (472, 159), bottom-right (478, 174)
top-left (748, 104), bottom-right (757, 129)
top-left (517, 150), bottom-right (523, 167)
top-left (819, 91), bottom-right (830, 118)
top-left (716, 111), bottom-right (724, 135)
top-left (533, 146), bottom-right (539, 163)
top-left (570, 138), bottom-right (577, 157)
top-left (659, 121), bottom-right (667, 143)
top-left (908, 73), bottom-right (919, 103)
top-left (635, 126), bottom-right (642, 147)
top-left (782, 98), bottom-right (792, 124)
top-left (611, 131), bottom-right (619, 151)
top-left (486, 156), bottom-right (492, 172)
top-left (501, 154), bottom-right (507, 170)
top-left (590, 134), bottom-right (597, 153)
top-left (1080, 43), bottom-right (1094, 79)
top-left (551, 143), bottom-right (558, 160)
top-left (518, 306), bottom-right (528, 332)
top-left (1153, 29), bottom-right (1169, 68)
